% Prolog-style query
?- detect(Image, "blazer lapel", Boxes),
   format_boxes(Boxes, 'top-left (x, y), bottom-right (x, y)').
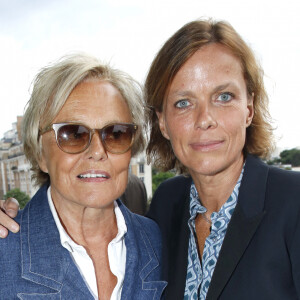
top-left (20, 185), bottom-right (93, 299)
top-left (130, 228), bottom-right (167, 297)
top-left (206, 155), bottom-right (269, 300)
top-left (147, 175), bottom-right (192, 299)
top-left (166, 176), bottom-right (191, 299)
top-left (119, 202), bottom-right (167, 299)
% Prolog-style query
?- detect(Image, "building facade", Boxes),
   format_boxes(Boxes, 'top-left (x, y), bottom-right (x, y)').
top-left (0, 117), bottom-right (36, 198)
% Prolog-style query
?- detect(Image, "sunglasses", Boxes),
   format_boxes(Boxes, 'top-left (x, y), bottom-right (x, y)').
top-left (39, 122), bottom-right (138, 154)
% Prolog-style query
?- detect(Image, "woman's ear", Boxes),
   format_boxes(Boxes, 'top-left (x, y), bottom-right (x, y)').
top-left (246, 93), bottom-right (254, 127)
top-left (156, 110), bottom-right (170, 140)
top-left (38, 156), bottom-right (48, 174)
top-left (37, 138), bottom-right (49, 174)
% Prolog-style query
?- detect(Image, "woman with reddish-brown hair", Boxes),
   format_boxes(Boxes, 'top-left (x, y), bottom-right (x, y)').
top-left (145, 19), bottom-right (300, 299)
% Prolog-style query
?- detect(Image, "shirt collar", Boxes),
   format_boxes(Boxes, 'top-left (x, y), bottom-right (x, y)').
top-left (189, 164), bottom-right (245, 224)
top-left (47, 186), bottom-right (127, 253)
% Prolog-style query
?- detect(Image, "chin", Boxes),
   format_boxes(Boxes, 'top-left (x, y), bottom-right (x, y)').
top-left (189, 158), bottom-right (225, 176)
top-left (82, 197), bottom-right (116, 209)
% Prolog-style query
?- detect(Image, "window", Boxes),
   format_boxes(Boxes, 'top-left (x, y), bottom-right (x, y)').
top-left (139, 164), bottom-right (144, 174)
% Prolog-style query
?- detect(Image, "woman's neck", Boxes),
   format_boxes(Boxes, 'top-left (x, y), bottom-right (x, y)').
top-left (191, 156), bottom-right (244, 214)
top-left (53, 200), bottom-right (118, 247)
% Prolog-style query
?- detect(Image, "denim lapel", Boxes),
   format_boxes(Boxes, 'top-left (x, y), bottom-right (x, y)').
top-left (119, 201), bottom-right (167, 299)
top-left (20, 185), bottom-right (93, 299)
top-left (206, 155), bottom-right (268, 300)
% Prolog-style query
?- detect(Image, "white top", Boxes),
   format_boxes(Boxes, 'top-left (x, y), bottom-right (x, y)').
top-left (47, 187), bottom-right (127, 300)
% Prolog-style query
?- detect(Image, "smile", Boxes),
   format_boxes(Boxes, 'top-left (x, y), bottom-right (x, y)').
top-left (77, 173), bottom-right (108, 179)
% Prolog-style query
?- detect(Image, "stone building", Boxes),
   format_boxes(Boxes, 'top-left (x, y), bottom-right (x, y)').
top-left (0, 116), bottom-right (36, 198)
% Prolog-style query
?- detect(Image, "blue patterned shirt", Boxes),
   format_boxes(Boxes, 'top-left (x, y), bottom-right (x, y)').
top-left (184, 167), bottom-right (244, 299)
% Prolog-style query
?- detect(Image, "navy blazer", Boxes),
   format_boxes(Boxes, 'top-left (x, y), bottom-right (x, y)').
top-left (148, 154), bottom-right (300, 299)
top-left (0, 184), bottom-right (167, 299)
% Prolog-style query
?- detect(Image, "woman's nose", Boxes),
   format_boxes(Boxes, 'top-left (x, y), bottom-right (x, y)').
top-left (85, 132), bottom-right (108, 161)
top-left (194, 104), bottom-right (217, 130)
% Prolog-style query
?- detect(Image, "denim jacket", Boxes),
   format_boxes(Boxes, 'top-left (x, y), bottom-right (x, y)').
top-left (0, 184), bottom-right (167, 299)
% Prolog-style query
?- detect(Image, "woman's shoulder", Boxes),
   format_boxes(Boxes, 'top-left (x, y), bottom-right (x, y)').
top-left (246, 154), bottom-right (300, 192)
top-left (247, 156), bottom-right (300, 217)
top-left (269, 163), bottom-right (300, 179)
top-left (266, 167), bottom-right (300, 205)
top-left (153, 175), bottom-right (192, 200)
top-left (147, 175), bottom-right (192, 226)
top-left (158, 174), bottom-right (191, 188)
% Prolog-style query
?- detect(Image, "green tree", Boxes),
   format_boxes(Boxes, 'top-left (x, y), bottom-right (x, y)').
top-left (152, 171), bottom-right (175, 194)
top-left (280, 148), bottom-right (300, 166)
top-left (267, 157), bottom-right (281, 165)
top-left (4, 188), bottom-right (30, 209)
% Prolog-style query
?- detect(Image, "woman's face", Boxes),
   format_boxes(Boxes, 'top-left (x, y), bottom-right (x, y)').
top-left (157, 43), bottom-right (254, 178)
top-left (39, 79), bottom-right (132, 210)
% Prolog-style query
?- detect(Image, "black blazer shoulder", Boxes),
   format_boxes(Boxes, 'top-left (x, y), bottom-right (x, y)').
top-left (147, 174), bottom-right (192, 243)
top-left (147, 175), bottom-right (192, 299)
top-left (148, 175), bottom-right (192, 219)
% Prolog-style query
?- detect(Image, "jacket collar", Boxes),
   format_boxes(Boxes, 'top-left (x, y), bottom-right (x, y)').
top-left (118, 200), bottom-right (167, 298)
top-left (206, 154), bottom-right (268, 300)
top-left (20, 184), bottom-right (98, 299)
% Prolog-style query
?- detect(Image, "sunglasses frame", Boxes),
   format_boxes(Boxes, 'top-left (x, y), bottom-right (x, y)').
top-left (39, 122), bottom-right (138, 154)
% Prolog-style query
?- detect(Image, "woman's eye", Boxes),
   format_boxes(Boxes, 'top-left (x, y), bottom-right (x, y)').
top-left (217, 92), bottom-right (233, 102)
top-left (175, 99), bottom-right (191, 108)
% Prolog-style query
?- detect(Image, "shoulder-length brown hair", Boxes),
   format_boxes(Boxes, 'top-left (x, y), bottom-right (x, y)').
top-left (145, 19), bottom-right (274, 173)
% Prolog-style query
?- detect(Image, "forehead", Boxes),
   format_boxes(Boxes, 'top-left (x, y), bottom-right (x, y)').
top-left (171, 43), bottom-right (244, 88)
top-left (183, 43), bottom-right (242, 77)
top-left (53, 79), bottom-right (131, 125)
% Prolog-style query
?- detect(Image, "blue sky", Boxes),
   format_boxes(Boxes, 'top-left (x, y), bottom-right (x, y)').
top-left (0, 0), bottom-right (299, 150)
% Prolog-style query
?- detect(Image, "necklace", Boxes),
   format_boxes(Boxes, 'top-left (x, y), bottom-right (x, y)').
top-left (201, 212), bottom-right (212, 225)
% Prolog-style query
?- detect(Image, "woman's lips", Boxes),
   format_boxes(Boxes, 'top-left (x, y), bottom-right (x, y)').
top-left (189, 140), bottom-right (224, 152)
top-left (77, 170), bottom-right (110, 182)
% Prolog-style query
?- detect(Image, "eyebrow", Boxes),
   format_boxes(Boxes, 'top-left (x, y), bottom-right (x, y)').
top-left (212, 83), bottom-right (231, 93)
top-left (212, 82), bottom-right (244, 96)
top-left (167, 90), bottom-right (196, 99)
top-left (167, 81), bottom-right (240, 99)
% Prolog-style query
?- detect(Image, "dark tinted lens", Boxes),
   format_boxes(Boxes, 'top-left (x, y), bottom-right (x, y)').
top-left (57, 124), bottom-right (90, 153)
top-left (102, 124), bottom-right (135, 153)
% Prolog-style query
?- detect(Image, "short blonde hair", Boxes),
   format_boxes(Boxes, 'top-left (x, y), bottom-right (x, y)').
top-left (145, 19), bottom-right (274, 173)
top-left (23, 53), bottom-right (146, 186)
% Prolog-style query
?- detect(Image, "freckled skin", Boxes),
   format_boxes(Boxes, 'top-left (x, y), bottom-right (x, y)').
top-left (157, 43), bottom-right (254, 181)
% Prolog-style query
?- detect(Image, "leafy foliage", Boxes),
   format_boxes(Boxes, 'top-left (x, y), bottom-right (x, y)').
top-left (152, 170), bottom-right (175, 194)
top-left (4, 188), bottom-right (30, 209)
top-left (266, 157), bottom-right (281, 165)
top-left (280, 148), bottom-right (300, 166)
